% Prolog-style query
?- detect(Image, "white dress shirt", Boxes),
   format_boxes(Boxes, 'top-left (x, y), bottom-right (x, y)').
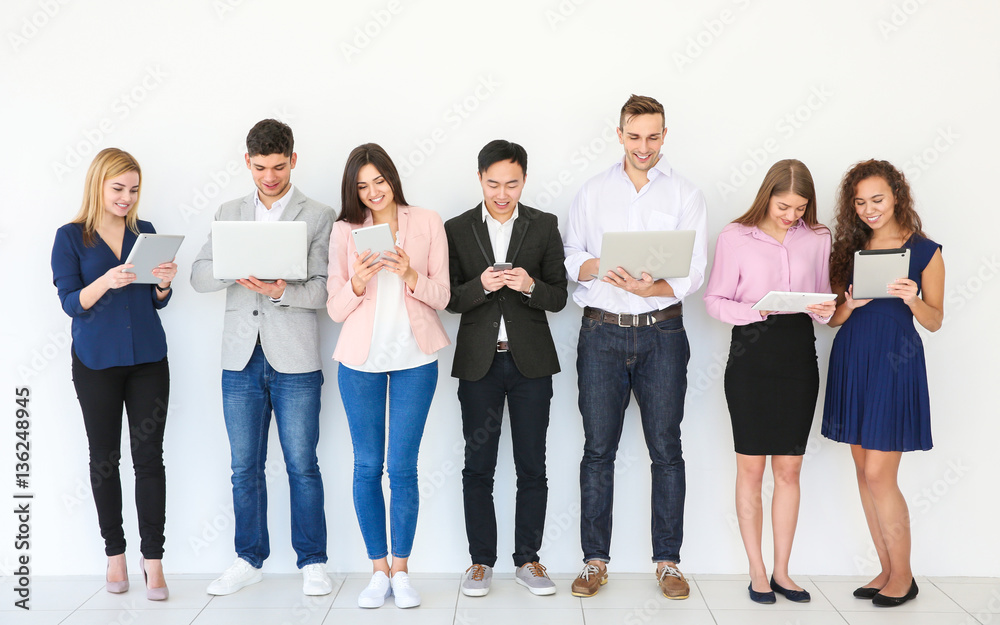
top-left (563, 156), bottom-right (708, 314)
top-left (483, 203), bottom-right (519, 343)
top-left (254, 185), bottom-right (295, 302)
top-left (254, 184), bottom-right (295, 222)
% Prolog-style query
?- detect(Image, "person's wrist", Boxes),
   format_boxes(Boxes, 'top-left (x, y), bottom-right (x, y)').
top-left (155, 282), bottom-right (171, 293)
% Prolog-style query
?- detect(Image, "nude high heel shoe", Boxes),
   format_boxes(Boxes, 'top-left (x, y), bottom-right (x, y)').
top-left (140, 556), bottom-right (169, 601)
top-left (106, 557), bottom-right (129, 594)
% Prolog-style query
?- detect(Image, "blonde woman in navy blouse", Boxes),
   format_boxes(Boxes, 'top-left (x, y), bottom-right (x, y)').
top-left (51, 148), bottom-right (176, 601)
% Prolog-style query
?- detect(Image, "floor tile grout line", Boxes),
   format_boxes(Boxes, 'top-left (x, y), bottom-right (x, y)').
top-left (927, 576), bottom-right (979, 617)
top-left (691, 579), bottom-right (721, 625)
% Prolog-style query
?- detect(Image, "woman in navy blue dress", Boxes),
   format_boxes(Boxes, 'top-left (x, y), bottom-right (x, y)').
top-left (822, 160), bottom-right (944, 607)
top-left (51, 148), bottom-right (176, 600)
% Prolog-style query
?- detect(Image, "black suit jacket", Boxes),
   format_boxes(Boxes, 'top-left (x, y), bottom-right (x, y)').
top-left (445, 203), bottom-right (568, 381)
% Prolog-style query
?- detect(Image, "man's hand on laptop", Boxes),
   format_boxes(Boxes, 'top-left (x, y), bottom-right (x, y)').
top-left (602, 267), bottom-right (656, 297)
top-left (237, 276), bottom-right (286, 299)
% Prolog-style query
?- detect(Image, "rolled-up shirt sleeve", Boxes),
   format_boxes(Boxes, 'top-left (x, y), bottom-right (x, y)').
top-left (563, 186), bottom-right (595, 288)
top-left (665, 188), bottom-right (708, 300)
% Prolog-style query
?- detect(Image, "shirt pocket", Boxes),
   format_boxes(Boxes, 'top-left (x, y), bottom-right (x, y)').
top-left (647, 212), bottom-right (679, 231)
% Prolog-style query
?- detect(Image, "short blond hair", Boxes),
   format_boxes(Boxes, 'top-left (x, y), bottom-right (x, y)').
top-left (619, 94), bottom-right (665, 129)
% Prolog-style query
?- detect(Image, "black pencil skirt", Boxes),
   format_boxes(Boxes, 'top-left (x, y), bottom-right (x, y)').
top-left (724, 313), bottom-right (819, 456)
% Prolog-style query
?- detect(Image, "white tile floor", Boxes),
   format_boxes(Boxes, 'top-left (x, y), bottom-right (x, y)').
top-left (2, 573), bottom-right (998, 624)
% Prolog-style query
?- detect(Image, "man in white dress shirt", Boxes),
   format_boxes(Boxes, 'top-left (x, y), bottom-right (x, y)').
top-left (563, 95), bottom-right (708, 600)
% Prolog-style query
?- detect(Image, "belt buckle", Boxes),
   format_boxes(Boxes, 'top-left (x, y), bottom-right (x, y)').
top-left (617, 313), bottom-right (638, 327)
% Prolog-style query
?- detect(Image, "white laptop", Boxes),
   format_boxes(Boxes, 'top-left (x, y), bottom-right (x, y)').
top-left (211, 221), bottom-right (308, 281)
top-left (597, 230), bottom-right (696, 281)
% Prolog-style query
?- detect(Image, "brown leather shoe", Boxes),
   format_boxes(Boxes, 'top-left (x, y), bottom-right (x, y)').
top-left (657, 563), bottom-right (689, 599)
top-left (570, 563), bottom-right (607, 597)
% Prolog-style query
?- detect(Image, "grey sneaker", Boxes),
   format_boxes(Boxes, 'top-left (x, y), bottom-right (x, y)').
top-left (516, 561), bottom-right (556, 596)
top-left (461, 564), bottom-right (492, 597)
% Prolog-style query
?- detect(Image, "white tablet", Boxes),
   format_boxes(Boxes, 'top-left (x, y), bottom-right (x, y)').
top-left (751, 291), bottom-right (836, 313)
top-left (351, 223), bottom-right (396, 262)
top-left (853, 248), bottom-right (910, 299)
top-left (597, 230), bottom-right (695, 280)
top-left (212, 221), bottom-right (308, 280)
top-left (122, 234), bottom-right (184, 284)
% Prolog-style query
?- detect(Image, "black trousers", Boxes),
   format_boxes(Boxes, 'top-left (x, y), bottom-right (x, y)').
top-left (72, 350), bottom-right (169, 559)
top-left (458, 351), bottom-right (552, 567)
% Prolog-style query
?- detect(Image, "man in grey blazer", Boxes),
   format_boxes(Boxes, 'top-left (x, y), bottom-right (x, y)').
top-left (191, 119), bottom-right (335, 597)
top-left (445, 140), bottom-right (567, 597)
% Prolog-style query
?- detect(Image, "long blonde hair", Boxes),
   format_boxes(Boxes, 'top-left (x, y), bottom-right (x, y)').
top-left (733, 159), bottom-right (823, 230)
top-left (72, 148), bottom-right (142, 246)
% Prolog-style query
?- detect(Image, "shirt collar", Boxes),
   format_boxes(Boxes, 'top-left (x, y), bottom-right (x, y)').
top-left (481, 202), bottom-right (519, 225)
top-left (254, 185), bottom-right (296, 214)
top-left (736, 218), bottom-right (803, 241)
top-left (617, 154), bottom-right (672, 182)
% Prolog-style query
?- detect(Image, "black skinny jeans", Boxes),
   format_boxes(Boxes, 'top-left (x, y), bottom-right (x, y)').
top-left (72, 349), bottom-right (169, 559)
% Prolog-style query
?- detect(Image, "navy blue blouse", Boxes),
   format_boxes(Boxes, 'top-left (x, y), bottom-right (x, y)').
top-left (51, 220), bottom-right (172, 370)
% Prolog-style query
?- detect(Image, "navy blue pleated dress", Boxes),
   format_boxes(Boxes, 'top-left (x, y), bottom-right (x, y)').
top-left (822, 234), bottom-right (940, 452)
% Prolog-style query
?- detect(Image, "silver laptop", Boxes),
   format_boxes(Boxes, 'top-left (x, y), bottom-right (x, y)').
top-left (211, 221), bottom-right (308, 280)
top-left (597, 230), bottom-right (696, 280)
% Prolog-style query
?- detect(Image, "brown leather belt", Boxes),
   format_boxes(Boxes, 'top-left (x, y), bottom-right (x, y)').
top-left (583, 303), bottom-right (683, 327)
top-left (497, 341), bottom-right (510, 352)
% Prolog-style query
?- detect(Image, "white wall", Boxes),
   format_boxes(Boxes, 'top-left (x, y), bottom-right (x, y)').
top-left (2, 0), bottom-right (998, 578)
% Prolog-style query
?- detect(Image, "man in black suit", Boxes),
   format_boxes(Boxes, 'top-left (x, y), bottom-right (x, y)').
top-left (445, 140), bottom-right (568, 598)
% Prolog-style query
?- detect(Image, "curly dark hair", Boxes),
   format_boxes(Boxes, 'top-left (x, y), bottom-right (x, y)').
top-left (829, 159), bottom-right (924, 290)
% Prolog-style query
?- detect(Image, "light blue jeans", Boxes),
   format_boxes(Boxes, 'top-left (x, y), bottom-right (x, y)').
top-left (338, 361), bottom-right (438, 560)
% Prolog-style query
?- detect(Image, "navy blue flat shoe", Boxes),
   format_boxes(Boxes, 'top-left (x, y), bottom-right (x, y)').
top-left (770, 576), bottom-right (811, 602)
top-left (748, 582), bottom-right (776, 604)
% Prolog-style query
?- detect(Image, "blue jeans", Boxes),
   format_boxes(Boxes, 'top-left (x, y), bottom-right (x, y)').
top-left (221, 345), bottom-right (327, 569)
top-left (577, 315), bottom-right (689, 564)
top-left (338, 361), bottom-right (438, 560)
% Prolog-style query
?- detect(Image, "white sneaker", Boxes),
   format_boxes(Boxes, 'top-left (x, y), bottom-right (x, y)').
top-left (302, 563), bottom-right (333, 596)
top-left (206, 558), bottom-right (262, 596)
top-left (390, 571), bottom-right (421, 608)
top-left (358, 571), bottom-right (391, 608)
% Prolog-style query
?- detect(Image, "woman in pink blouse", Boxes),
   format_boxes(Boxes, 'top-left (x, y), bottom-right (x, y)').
top-left (704, 160), bottom-right (835, 605)
top-left (327, 143), bottom-right (450, 610)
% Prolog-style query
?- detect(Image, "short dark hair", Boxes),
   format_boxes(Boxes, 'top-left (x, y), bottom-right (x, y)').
top-left (246, 119), bottom-right (294, 157)
top-left (477, 139), bottom-right (527, 176)
top-left (619, 94), bottom-right (665, 129)
top-left (338, 143), bottom-right (409, 225)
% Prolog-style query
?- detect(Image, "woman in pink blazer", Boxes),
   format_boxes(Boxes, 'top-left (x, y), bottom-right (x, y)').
top-left (327, 143), bottom-right (450, 610)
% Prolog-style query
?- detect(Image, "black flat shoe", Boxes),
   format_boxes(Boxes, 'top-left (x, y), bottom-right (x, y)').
top-left (853, 586), bottom-right (880, 599)
top-left (872, 578), bottom-right (918, 607)
top-left (770, 576), bottom-right (811, 602)
top-left (748, 582), bottom-right (776, 604)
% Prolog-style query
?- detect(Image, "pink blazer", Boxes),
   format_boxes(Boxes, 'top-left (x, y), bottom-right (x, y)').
top-left (327, 205), bottom-right (451, 366)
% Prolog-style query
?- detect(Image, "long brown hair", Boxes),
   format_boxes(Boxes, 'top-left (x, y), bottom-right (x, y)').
top-left (733, 159), bottom-right (824, 230)
top-left (338, 143), bottom-right (409, 225)
top-left (72, 148), bottom-right (142, 246)
top-left (829, 159), bottom-right (924, 289)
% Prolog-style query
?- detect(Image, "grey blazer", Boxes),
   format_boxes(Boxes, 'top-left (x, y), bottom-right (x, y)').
top-left (190, 188), bottom-right (335, 373)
